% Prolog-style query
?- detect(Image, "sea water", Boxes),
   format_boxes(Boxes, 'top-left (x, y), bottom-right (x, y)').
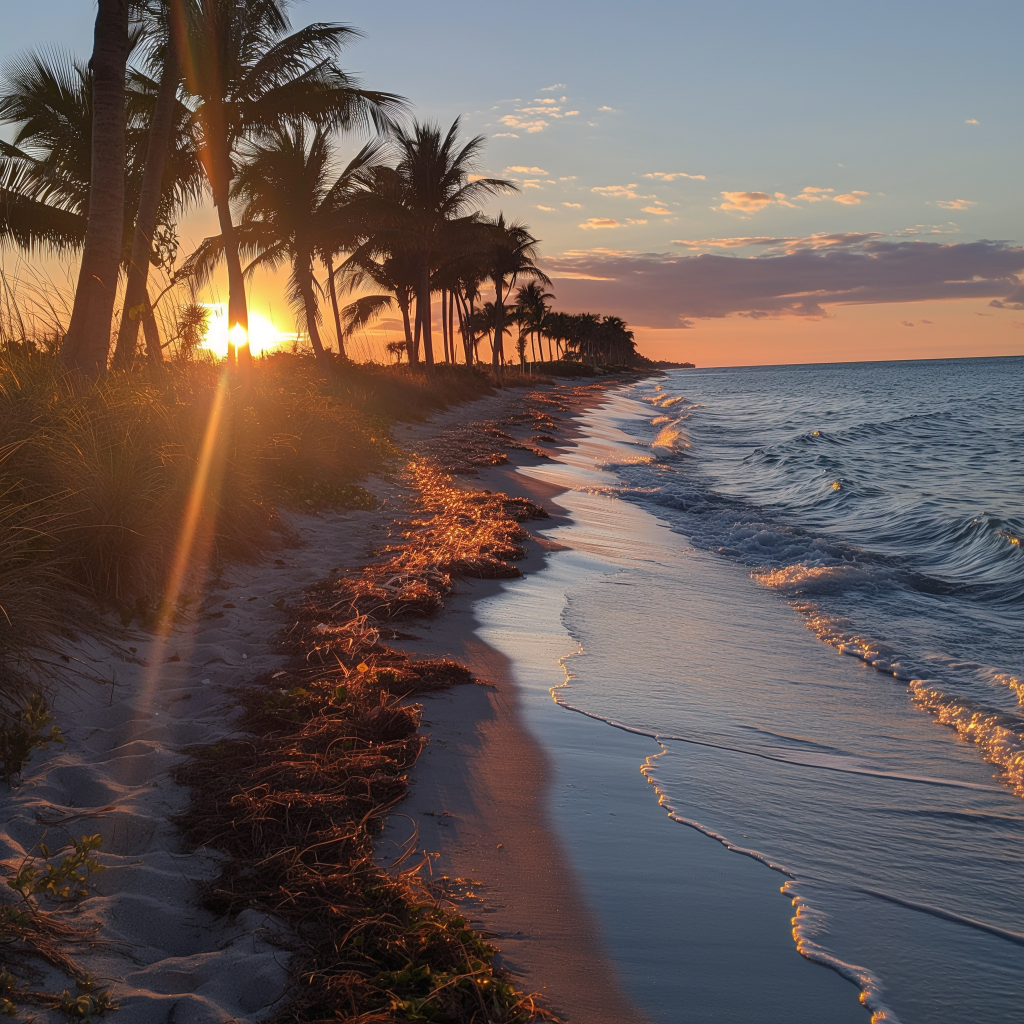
top-left (475, 357), bottom-right (1024, 1024)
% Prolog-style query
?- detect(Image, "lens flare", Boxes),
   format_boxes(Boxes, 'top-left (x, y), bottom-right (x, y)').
top-left (199, 303), bottom-right (295, 357)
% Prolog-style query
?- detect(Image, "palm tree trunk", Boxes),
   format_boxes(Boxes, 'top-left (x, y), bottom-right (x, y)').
top-left (418, 264), bottom-right (434, 368)
top-left (141, 292), bottom-right (162, 360)
top-left (112, 28), bottom-right (180, 369)
top-left (491, 279), bottom-right (504, 385)
top-left (465, 291), bottom-right (476, 365)
top-left (61, 0), bottom-right (129, 379)
top-left (439, 288), bottom-right (449, 363)
top-left (325, 254), bottom-right (346, 360)
top-left (205, 126), bottom-right (249, 375)
top-left (298, 260), bottom-right (330, 370)
top-left (449, 290), bottom-right (457, 364)
top-left (398, 291), bottom-right (416, 363)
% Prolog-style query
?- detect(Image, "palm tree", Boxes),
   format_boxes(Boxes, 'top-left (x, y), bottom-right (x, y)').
top-left (113, 0), bottom-right (186, 367)
top-left (181, 125), bottom-right (382, 370)
top-left (515, 280), bottom-right (554, 363)
top-left (481, 214), bottom-right (549, 383)
top-left (177, 0), bottom-right (400, 372)
top-left (59, 0), bottom-right (130, 379)
top-left (344, 120), bottom-right (513, 370)
top-left (0, 40), bottom-right (201, 360)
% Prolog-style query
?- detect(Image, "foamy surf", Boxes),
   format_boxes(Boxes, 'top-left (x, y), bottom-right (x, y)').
top-left (493, 362), bottom-right (1024, 1023)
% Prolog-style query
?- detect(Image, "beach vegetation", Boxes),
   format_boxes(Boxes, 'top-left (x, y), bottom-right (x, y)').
top-left (0, 694), bottom-right (65, 782)
top-left (0, 0), bottom-right (661, 1017)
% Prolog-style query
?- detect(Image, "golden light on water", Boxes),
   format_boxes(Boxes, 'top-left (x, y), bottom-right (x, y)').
top-left (200, 303), bottom-right (297, 357)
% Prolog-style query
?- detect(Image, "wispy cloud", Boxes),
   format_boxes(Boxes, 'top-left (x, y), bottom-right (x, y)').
top-left (642, 205), bottom-right (673, 216)
top-left (598, 105), bottom-right (617, 112)
top-left (499, 114), bottom-right (549, 132)
top-left (672, 232), bottom-right (884, 253)
top-left (580, 218), bottom-right (623, 229)
top-left (644, 171), bottom-right (706, 181)
top-left (592, 183), bottom-right (646, 199)
top-left (536, 205), bottom-right (556, 211)
top-left (716, 191), bottom-right (775, 213)
top-left (562, 202), bottom-right (583, 208)
top-left (542, 239), bottom-right (1024, 327)
top-left (965, 118), bottom-right (979, 124)
top-left (540, 83), bottom-right (566, 91)
top-left (505, 165), bottom-right (547, 175)
top-left (936, 199), bottom-right (977, 210)
top-left (716, 187), bottom-right (870, 213)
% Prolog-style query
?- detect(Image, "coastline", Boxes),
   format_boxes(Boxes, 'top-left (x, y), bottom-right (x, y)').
top-left (377, 384), bottom-right (651, 1024)
top-left (385, 383), bottom-right (871, 1024)
top-left (1, 372), bottom-right (869, 1023)
top-left (0, 377), bottom-right (647, 1021)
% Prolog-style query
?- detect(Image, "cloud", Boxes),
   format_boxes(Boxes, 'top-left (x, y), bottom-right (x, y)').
top-left (562, 202), bottom-right (583, 208)
top-left (936, 199), bottom-right (977, 210)
top-left (541, 238), bottom-right (1024, 327)
top-left (642, 205), bottom-right (674, 215)
top-left (540, 83), bottom-right (566, 91)
top-left (896, 223), bottom-right (961, 236)
top-left (717, 187), bottom-right (870, 213)
top-left (899, 320), bottom-right (916, 327)
top-left (559, 176), bottom-right (577, 181)
top-left (672, 233), bottom-right (885, 252)
top-left (965, 118), bottom-right (979, 124)
top-left (598, 105), bottom-right (617, 111)
top-left (536, 205), bottom-right (556, 211)
top-left (626, 219), bottom-right (648, 225)
top-left (716, 191), bottom-right (775, 213)
top-left (493, 132), bottom-right (519, 138)
top-left (592, 183), bottom-right (642, 199)
top-left (580, 218), bottom-right (623, 229)
top-left (505, 165), bottom-right (547, 175)
top-left (672, 236), bottom-right (784, 249)
top-left (565, 110), bottom-right (580, 116)
top-left (498, 114), bottom-right (548, 133)
top-left (644, 171), bottom-right (706, 181)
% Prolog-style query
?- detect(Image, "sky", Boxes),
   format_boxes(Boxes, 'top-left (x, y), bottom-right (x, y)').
top-left (3, 0), bottom-right (1023, 366)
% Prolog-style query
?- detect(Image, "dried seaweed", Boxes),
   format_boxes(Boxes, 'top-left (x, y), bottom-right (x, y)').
top-left (175, 456), bottom-right (558, 1023)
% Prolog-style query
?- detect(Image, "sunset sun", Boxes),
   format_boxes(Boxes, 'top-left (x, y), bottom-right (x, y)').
top-left (199, 303), bottom-right (294, 357)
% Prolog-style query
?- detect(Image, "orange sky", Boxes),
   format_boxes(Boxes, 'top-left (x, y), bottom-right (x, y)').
top-left (633, 298), bottom-right (1024, 367)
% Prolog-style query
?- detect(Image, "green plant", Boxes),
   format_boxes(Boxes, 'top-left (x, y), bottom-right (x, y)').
top-left (0, 694), bottom-right (65, 782)
top-left (9, 834), bottom-right (104, 902)
top-left (56, 974), bottom-right (118, 1020)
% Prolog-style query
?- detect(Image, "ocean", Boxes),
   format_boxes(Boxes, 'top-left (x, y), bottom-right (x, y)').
top-left (475, 357), bottom-right (1024, 1024)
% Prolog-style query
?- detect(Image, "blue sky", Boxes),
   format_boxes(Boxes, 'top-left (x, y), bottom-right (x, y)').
top-left (4, 1), bottom-right (1023, 364)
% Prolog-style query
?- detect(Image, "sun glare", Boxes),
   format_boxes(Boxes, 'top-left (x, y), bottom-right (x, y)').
top-left (200, 303), bottom-right (295, 357)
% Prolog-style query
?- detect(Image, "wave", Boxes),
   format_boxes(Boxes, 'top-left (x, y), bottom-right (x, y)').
top-left (630, 733), bottom-right (901, 1023)
top-left (909, 680), bottom-right (1024, 797)
top-left (857, 888), bottom-right (1024, 947)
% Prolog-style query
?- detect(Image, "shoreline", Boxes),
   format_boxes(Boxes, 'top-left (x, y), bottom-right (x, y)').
top-left (378, 385), bottom-right (651, 1024)
top-left (390, 384), bottom-right (870, 1024)
top-left (0, 376), bottom-right (648, 1022)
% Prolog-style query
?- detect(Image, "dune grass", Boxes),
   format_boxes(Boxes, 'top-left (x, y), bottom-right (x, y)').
top-left (0, 346), bottom-right (495, 706)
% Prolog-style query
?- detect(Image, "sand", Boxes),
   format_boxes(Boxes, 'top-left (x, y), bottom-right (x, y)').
top-left (0, 379), bottom-right (648, 1023)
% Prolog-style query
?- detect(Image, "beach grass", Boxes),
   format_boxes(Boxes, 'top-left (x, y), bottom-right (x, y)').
top-left (0, 346), bottom-right (495, 707)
